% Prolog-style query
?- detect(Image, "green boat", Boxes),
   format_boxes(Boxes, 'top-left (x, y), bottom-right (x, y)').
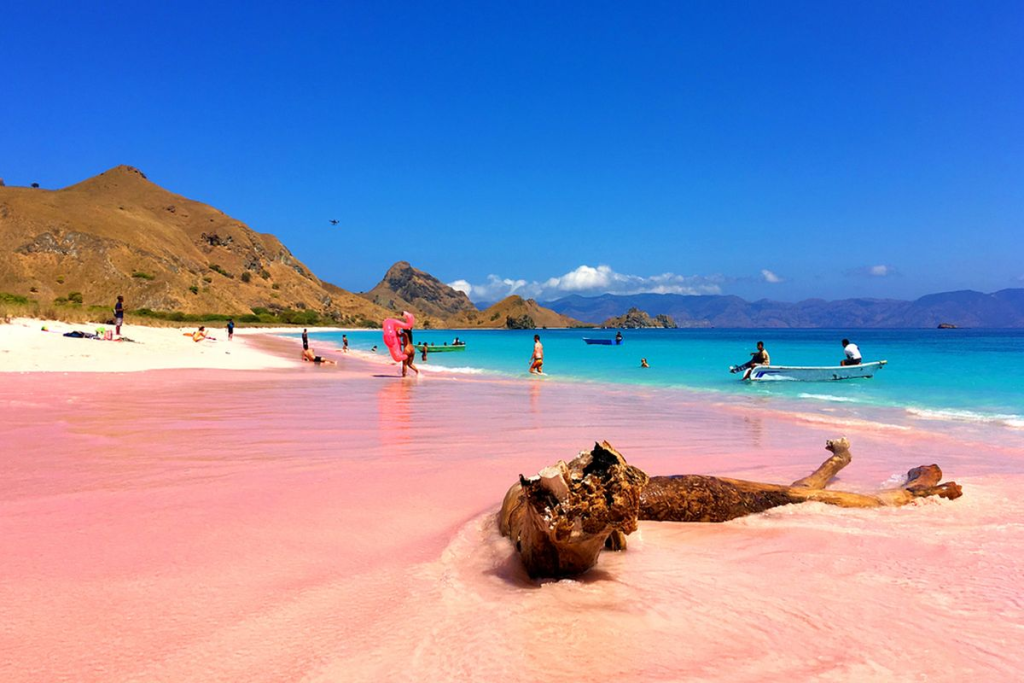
top-left (423, 344), bottom-right (466, 352)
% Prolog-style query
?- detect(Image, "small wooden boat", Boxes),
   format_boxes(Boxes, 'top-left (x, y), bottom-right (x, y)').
top-left (423, 344), bottom-right (466, 352)
top-left (743, 360), bottom-right (887, 381)
top-left (583, 338), bottom-right (623, 346)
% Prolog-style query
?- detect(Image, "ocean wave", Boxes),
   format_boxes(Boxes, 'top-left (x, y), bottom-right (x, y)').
top-left (420, 365), bottom-right (486, 376)
top-left (796, 393), bottom-right (863, 404)
top-left (905, 407), bottom-right (1024, 429)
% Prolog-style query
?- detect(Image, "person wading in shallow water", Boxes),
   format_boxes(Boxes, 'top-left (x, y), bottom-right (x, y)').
top-left (400, 328), bottom-right (419, 377)
top-left (529, 334), bottom-right (544, 375)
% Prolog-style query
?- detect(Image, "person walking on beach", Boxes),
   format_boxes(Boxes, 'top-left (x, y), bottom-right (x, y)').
top-left (530, 334), bottom-right (544, 374)
top-left (227, 319), bottom-right (234, 341)
top-left (841, 338), bottom-right (862, 366)
top-left (399, 328), bottom-right (419, 377)
top-left (342, 334), bottom-right (349, 353)
top-left (114, 295), bottom-right (124, 336)
top-left (731, 340), bottom-right (769, 380)
top-left (302, 328), bottom-right (309, 351)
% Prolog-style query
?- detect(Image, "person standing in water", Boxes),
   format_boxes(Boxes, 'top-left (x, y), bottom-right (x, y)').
top-left (399, 328), bottom-right (419, 377)
top-left (529, 334), bottom-right (544, 374)
top-left (342, 334), bottom-right (349, 352)
top-left (114, 295), bottom-right (124, 336)
top-left (301, 329), bottom-right (309, 351)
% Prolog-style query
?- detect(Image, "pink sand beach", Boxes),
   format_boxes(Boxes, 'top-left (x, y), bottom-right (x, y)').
top-left (2, 340), bottom-right (1023, 682)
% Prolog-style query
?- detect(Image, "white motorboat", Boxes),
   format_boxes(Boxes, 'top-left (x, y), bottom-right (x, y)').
top-left (741, 360), bottom-right (888, 381)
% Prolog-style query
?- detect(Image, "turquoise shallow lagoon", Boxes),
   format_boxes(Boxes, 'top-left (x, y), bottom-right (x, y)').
top-left (299, 327), bottom-right (1024, 431)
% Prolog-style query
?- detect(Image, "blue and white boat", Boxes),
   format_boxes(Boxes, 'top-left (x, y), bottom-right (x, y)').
top-left (743, 360), bottom-right (887, 381)
top-left (583, 337), bottom-right (623, 346)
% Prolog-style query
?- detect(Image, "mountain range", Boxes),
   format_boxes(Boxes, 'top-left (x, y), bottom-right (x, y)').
top-left (3, 167), bottom-right (1022, 329)
top-left (544, 290), bottom-right (1024, 328)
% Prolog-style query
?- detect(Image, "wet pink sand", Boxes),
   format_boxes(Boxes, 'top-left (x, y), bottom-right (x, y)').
top-left (2, 358), bottom-right (1023, 682)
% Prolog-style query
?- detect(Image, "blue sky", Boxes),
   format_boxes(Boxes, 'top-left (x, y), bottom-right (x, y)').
top-left (3, 1), bottom-right (1022, 303)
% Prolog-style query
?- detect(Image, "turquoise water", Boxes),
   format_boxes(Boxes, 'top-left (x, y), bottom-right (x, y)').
top-left (300, 328), bottom-right (1024, 429)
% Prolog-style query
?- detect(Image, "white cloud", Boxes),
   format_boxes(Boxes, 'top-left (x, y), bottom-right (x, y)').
top-left (449, 264), bottom-right (723, 302)
top-left (448, 279), bottom-right (472, 296)
top-left (761, 269), bottom-right (784, 284)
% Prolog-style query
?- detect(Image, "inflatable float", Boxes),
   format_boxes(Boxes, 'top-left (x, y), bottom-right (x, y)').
top-left (382, 311), bottom-right (415, 362)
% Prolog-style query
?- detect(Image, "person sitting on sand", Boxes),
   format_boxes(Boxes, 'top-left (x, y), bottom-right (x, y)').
top-left (640, 358), bottom-right (649, 368)
top-left (191, 326), bottom-right (208, 343)
top-left (731, 340), bottom-right (769, 379)
top-left (302, 347), bottom-right (336, 365)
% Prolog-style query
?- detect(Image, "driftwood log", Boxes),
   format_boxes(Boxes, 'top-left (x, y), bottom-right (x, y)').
top-left (499, 438), bottom-right (962, 579)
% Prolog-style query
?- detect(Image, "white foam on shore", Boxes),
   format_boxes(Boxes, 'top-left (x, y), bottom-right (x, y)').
top-left (796, 392), bottom-right (863, 404)
top-left (906, 406), bottom-right (1024, 429)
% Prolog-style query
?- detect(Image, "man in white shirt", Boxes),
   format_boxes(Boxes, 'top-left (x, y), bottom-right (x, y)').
top-left (841, 338), bottom-right (862, 366)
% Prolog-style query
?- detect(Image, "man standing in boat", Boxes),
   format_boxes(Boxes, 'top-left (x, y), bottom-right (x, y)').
top-left (841, 339), bottom-right (862, 366)
top-left (731, 341), bottom-right (770, 379)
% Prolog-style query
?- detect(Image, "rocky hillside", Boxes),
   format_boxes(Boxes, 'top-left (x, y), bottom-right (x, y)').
top-left (361, 261), bottom-right (476, 326)
top-left (448, 295), bottom-right (586, 329)
top-left (0, 166), bottom-right (392, 325)
top-left (601, 307), bottom-right (677, 329)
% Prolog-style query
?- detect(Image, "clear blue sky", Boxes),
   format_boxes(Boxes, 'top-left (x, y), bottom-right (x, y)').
top-left (3, 1), bottom-right (1022, 302)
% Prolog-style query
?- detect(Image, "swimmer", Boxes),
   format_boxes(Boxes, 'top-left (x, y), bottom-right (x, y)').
top-left (640, 358), bottom-right (649, 368)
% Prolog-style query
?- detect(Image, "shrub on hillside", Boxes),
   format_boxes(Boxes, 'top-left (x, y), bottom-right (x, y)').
top-left (132, 272), bottom-right (155, 280)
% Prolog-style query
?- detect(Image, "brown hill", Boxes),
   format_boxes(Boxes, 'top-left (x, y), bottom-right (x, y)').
top-left (448, 295), bottom-right (586, 329)
top-left (0, 166), bottom-right (391, 325)
top-left (361, 261), bottom-right (476, 326)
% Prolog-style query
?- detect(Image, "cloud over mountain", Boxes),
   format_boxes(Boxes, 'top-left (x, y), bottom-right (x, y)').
top-left (449, 264), bottom-right (724, 302)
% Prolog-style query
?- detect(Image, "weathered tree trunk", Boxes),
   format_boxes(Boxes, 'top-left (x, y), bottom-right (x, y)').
top-left (499, 438), bottom-right (962, 579)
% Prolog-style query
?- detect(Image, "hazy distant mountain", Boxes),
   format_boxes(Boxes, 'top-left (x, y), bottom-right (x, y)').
top-left (544, 290), bottom-right (1024, 328)
top-left (447, 295), bottom-right (586, 329)
top-left (0, 166), bottom-right (392, 324)
top-left (361, 261), bottom-right (477, 325)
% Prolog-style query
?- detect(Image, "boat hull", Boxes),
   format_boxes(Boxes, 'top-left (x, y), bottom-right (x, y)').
top-left (746, 360), bottom-right (887, 381)
top-left (424, 345), bottom-right (465, 352)
top-left (583, 338), bottom-right (622, 345)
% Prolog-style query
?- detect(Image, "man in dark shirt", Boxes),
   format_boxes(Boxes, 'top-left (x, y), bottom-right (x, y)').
top-left (114, 295), bottom-right (124, 336)
top-left (302, 329), bottom-right (309, 350)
